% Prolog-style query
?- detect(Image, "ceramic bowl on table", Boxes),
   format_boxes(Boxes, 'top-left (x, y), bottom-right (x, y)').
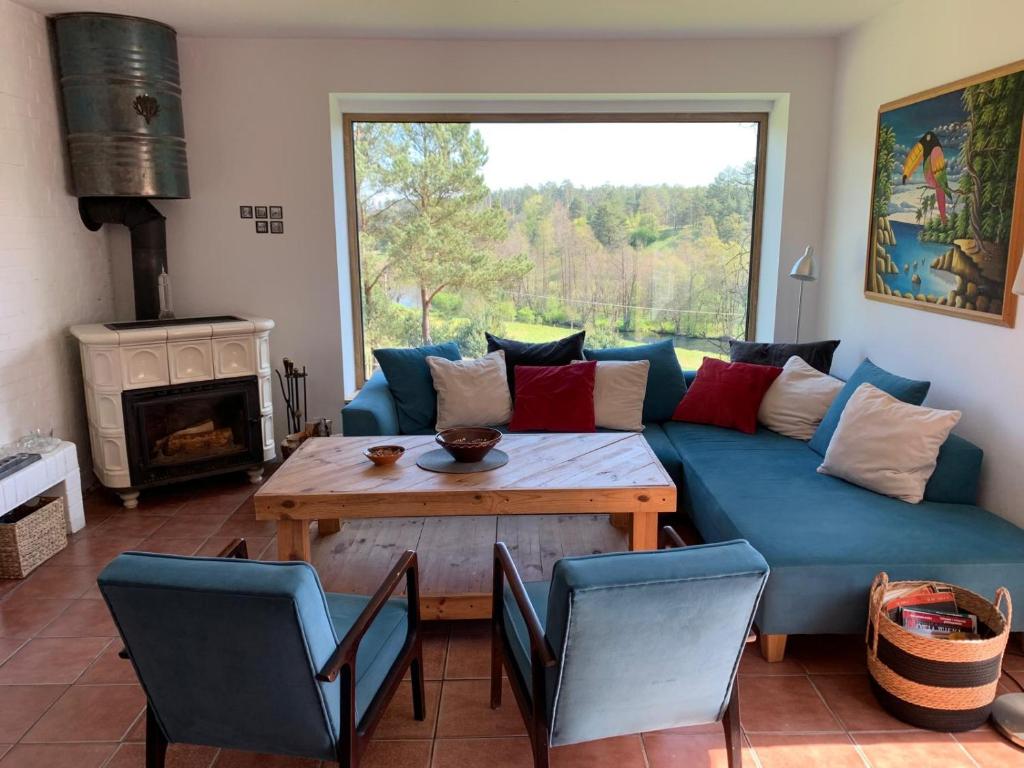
top-left (435, 427), bottom-right (502, 463)
top-left (363, 445), bottom-right (405, 466)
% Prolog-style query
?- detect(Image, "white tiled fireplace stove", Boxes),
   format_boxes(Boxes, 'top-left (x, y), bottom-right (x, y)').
top-left (70, 316), bottom-right (276, 507)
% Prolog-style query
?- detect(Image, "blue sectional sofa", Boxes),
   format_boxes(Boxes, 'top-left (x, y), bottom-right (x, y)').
top-left (342, 368), bottom-right (1024, 660)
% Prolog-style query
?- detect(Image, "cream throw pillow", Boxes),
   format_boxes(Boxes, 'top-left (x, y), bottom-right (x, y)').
top-left (758, 355), bottom-right (844, 440)
top-left (427, 350), bottom-right (512, 430)
top-left (817, 383), bottom-right (961, 503)
top-left (573, 359), bottom-right (649, 432)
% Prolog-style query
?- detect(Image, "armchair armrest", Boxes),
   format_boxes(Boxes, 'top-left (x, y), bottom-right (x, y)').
top-left (493, 543), bottom-right (557, 668)
top-left (341, 371), bottom-right (400, 436)
top-left (317, 550), bottom-right (419, 682)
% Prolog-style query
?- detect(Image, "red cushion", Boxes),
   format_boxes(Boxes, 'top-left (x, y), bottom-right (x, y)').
top-left (509, 362), bottom-right (596, 432)
top-left (672, 357), bottom-right (782, 434)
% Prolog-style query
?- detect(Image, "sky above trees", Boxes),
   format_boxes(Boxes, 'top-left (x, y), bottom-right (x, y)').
top-left (474, 122), bottom-right (758, 189)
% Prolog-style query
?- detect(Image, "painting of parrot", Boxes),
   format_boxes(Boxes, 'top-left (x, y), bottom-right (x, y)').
top-left (901, 131), bottom-right (952, 224)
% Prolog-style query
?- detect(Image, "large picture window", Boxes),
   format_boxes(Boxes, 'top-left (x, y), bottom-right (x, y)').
top-left (343, 114), bottom-right (767, 384)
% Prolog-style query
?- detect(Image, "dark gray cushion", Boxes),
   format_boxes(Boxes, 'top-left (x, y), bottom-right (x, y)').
top-left (486, 331), bottom-right (585, 396)
top-left (729, 339), bottom-right (840, 374)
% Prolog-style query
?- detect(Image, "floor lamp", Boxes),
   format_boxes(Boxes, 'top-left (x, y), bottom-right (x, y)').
top-left (991, 249), bottom-right (1024, 747)
top-left (790, 246), bottom-right (817, 343)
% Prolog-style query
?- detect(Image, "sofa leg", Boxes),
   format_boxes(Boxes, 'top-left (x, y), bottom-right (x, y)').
top-left (318, 518), bottom-right (342, 535)
top-left (760, 634), bottom-right (787, 663)
top-left (609, 514), bottom-right (631, 531)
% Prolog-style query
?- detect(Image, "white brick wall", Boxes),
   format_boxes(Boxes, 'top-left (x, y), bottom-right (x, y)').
top-left (0, 0), bottom-right (114, 476)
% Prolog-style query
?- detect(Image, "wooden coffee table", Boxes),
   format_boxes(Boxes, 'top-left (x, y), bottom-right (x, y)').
top-left (255, 433), bottom-right (676, 565)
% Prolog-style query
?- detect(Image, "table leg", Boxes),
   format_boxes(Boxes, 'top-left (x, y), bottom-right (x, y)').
top-left (630, 510), bottom-right (659, 551)
top-left (277, 519), bottom-right (312, 561)
top-left (318, 519), bottom-right (341, 535)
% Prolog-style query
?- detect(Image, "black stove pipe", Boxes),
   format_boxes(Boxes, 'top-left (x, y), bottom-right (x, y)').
top-left (79, 198), bottom-right (167, 321)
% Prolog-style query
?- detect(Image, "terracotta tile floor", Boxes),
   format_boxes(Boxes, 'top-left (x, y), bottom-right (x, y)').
top-left (2, 474), bottom-right (1024, 767)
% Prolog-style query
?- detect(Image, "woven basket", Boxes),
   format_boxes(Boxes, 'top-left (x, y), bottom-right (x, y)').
top-left (867, 572), bottom-right (1011, 731)
top-left (0, 497), bottom-right (68, 578)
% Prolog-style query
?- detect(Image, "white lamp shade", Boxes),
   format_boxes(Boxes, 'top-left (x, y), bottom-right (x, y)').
top-left (790, 246), bottom-right (817, 282)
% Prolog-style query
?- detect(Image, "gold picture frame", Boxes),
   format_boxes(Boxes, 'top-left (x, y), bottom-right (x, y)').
top-left (864, 59), bottom-right (1024, 326)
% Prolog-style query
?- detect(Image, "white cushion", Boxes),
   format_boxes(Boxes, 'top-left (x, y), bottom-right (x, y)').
top-left (758, 355), bottom-right (844, 440)
top-left (574, 359), bottom-right (649, 432)
top-left (427, 351), bottom-right (513, 430)
top-left (817, 383), bottom-right (961, 503)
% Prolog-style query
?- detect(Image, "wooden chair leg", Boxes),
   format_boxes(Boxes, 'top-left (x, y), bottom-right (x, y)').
top-left (759, 633), bottom-right (787, 663)
top-left (531, 728), bottom-right (550, 768)
top-left (145, 704), bottom-right (167, 768)
top-left (337, 741), bottom-right (357, 768)
top-left (722, 684), bottom-right (742, 768)
top-left (337, 666), bottom-right (358, 768)
top-left (491, 552), bottom-right (503, 710)
top-left (410, 641), bottom-right (426, 721)
top-left (490, 626), bottom-right (503, 708)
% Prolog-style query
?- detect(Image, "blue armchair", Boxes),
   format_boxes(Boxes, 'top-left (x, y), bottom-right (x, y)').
top-left (491, 528), bottom-right (769, 768)
top-left (97, 539), bottom-right (424, 768)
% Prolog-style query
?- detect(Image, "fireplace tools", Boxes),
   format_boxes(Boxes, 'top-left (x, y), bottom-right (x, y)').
top-left (275, 358), bottom-right (308, 434)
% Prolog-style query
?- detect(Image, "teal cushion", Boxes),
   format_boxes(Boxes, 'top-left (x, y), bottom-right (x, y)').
top-left (501, 580), bottom-right (552, 696)
top-left (373, 342), bottom-right (461, 434)
top-left (584, 340), bottom-right (686, 422)
top-left (928, 433), bottom-right (983, 505)
top-left (99, 554), bottom-right (343, 760)
top-left (663, 422), bottom-right (1024, 634)
top-left (99, 554), bottom-right (412, 760)
top-left (324, 593), bottom-right (409, 723)
top-left (808, 359), bottom-right (930, 455)
top-left (543, 542), bottom-right (768, 746)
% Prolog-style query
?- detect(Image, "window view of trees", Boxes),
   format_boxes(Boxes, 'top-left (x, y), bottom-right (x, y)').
top-left (350, 119), bottom-right (762, 381)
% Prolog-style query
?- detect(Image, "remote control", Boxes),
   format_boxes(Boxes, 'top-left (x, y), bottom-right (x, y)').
top-left (0, 453), bottom-right (41, 481)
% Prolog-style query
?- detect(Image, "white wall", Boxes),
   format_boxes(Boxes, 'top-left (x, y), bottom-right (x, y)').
top-left (148, 36), bottom-right (836, 442)
top-left (818, 0), bottom-right (1024, 523)
top-left (0, 0), bottom-right (112, 471)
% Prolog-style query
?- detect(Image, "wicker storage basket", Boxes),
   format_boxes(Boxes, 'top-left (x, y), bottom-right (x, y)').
top-left (0, 497), bottom-right (68, 578)
top-left (867, 572), bottom-right (1011, 731)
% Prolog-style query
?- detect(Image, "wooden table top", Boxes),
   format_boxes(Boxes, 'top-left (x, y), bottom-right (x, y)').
top-left (254, 432), bottom-right (676, 520)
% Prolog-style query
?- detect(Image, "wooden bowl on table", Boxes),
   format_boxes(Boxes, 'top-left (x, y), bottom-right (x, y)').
top-left (435, 427), bottom-right (502, 463)
top-left (364, 445), bottom-right (405, 466)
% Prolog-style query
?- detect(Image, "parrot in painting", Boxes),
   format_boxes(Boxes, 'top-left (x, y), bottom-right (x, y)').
top-left (902, 131), bottom-right (951, 224)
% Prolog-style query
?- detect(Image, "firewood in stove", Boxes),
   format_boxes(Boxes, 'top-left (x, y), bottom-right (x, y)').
top-left (173, 420), bottom-right (214, 436)
top-left (165, 426), bottom-right (234, 456)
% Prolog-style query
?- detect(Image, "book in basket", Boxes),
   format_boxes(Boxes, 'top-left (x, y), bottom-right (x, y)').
top-left (901, 608), bottom-right (979, 639)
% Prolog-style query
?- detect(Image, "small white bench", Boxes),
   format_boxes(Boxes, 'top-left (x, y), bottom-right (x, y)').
top-left (0, 442), bottom-right (85, 533)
